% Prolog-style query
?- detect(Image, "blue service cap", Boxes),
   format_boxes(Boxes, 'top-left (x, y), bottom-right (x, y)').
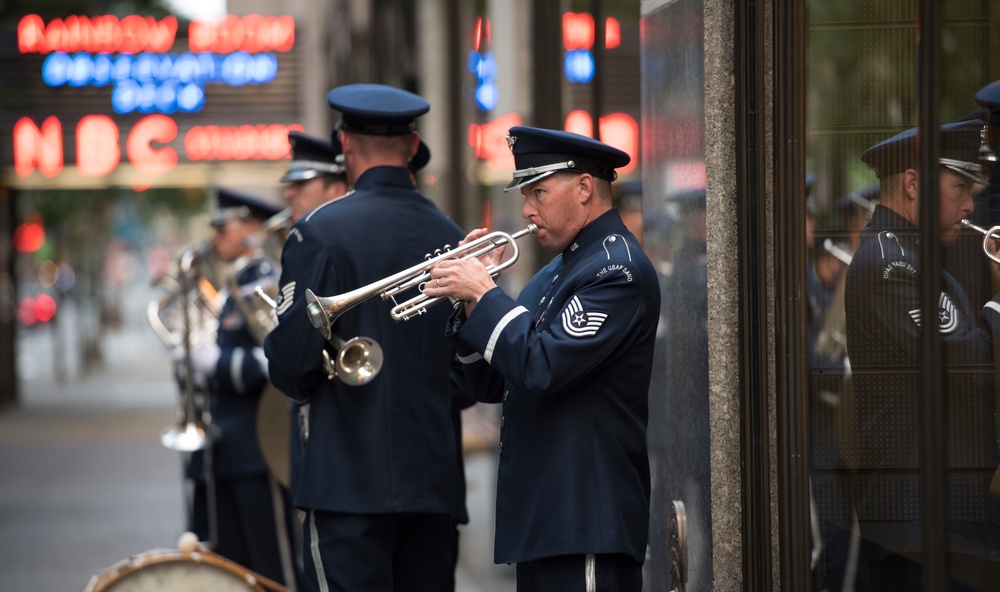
top-left (503, 126), bottom-right (630, 192)
top-left (860, 119), bottom-right (987, 185)
top-left (281, 131), bottom-right (345, 183)
top-left (211, 188), bottom-right (283, 227)
top-left (976, 80), bottom-right (1000, 124)
top-left (668, 187), bottom-right (706, 213)
top-left (409, 139), bottom-right (430, 173)
top-left (327, 83), bottom-right (429, 136)
top-left (835, 184), bottom-right (878, 214)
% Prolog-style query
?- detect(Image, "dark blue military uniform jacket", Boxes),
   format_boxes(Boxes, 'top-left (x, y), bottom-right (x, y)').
top-left (447, 209), bottom-right (659, 564)
top-left (844, 205), bottom-right (1000, 553)
top-left (211, 257), bottom-right (277, 477)
top-left (264, 166), bottom-right (464, 515)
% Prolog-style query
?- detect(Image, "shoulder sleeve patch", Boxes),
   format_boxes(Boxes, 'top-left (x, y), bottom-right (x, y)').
top-left (561, 295), bottom-right (608, 338)
top-left (275, 281), bottom-right (296, 317)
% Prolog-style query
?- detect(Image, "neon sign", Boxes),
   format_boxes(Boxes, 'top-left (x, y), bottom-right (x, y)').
top-left (20, 14), bottom-right (293, 114)
top-left (468, 17), bottom-right (498, 112)
top-left (10, 13), bottom-right (301, 180)
top-left (14, 115), bottom-right (303, 179)
top-left (561, 13), bottom-right (621, 84)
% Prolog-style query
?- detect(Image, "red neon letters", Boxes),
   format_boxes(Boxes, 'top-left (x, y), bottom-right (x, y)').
top-left (14, 117), bottom-right (63, 178)
top-left (189, 15), bottom-right (296, 53)
top-left (18, 14), bottom-right (295, 55)
top-left (18, 14), bottom-right (178, 54)
top-left (14, 116), bottom-right (299, 178)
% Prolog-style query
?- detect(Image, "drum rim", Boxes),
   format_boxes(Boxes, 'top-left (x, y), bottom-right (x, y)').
top-left (83, 550), bottom-right (266, 592)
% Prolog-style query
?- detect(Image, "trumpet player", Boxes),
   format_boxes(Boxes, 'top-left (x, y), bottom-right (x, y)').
top-left (188, 188), bottom-right (296, 586)
top-left (424, 127), bottom-right (660, 592)
top-left (264, 84), bottom-right (466, 592)
top-left (844, 120), bottom-right (1000, 588)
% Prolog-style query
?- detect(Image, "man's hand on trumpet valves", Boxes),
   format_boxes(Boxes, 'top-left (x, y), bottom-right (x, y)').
top-left (424, 227), bottom-right (510, 316)
top-left (424, 256), bottom-right (497, 316)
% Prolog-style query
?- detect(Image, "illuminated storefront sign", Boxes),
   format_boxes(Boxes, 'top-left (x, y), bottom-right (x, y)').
top-left (468, 110), bottom-right (638, 175)
top-left (9, 13), bottom-right (301, 181)
top-left (14, 116), bottom-right (302, 178)
top-left (562, 13), bottom-right (621, 84)
top-left (20, 14), bottom-right (293, 114)
top-left (468, 17), bottom-right (498, 112)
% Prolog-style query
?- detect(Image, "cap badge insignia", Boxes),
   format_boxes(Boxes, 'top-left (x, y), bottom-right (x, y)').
top-left (506, 133), bottom-right (517, 150)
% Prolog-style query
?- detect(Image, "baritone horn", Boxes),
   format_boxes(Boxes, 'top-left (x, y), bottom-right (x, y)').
top-left (961, 219), bottom-right (1000, 265)
top-left (304, 224), bottom-right (538, 337)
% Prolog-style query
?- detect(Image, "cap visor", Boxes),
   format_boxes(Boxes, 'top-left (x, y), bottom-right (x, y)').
top-left (280, 168), bottom-right (321, 183)
top-left (503, 170), bottom-right (557, 192)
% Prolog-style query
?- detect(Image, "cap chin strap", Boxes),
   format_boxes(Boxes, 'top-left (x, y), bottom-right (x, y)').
top-left (511, 160), bottom-right (577, 180)
top-left (289, 159), bottom-right (346, 176)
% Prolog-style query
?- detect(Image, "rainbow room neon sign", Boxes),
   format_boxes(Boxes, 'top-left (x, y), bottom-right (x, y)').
top-left (13, 14), bottom-right (300, 180)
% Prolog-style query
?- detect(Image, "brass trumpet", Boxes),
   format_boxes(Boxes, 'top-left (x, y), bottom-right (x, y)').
top-left (961, 219), bottom-right (1000, 265)
top-left (305, 224), bottom-right (538, 338)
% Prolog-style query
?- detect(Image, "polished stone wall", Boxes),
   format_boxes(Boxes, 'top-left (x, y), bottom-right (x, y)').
top-left (641, 0), bottom-right (744, 589)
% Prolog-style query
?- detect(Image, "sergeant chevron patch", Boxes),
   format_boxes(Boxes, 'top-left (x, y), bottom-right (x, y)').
top-left (908, 292), bottom-right (959, 334)
top-left (561, 295), bottom-right (608, 338)
top-left (275, 281), bottom-right (296, 316)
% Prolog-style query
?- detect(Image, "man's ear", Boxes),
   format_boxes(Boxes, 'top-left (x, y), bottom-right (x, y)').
top-left (578, 173), bottom-right (595, 204)
top-left (903, 168), bottom-right (919, 200)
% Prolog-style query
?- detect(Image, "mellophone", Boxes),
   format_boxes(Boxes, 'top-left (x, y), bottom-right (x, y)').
top-left (82, 532), bottom-right (291, 592)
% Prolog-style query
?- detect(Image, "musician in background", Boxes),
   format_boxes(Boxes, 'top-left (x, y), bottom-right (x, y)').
top-left (264, 84), bottom-right (465, 592)
top-left (282, 131), bottom-right (350, 225)
top-left (277, 131), bottom-right (350, 515)
top-left (191, 188), bottom-right (296, 586)
top-left (844, 120), bottom-right (1000, 589)
top-left (424, 126), bottom-right (659, 591)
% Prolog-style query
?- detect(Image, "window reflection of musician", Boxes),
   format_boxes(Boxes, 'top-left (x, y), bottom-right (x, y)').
top-left (194, 188), bottom-right (296, 585)
top-left (844, 120), bottom-right (1000, 590)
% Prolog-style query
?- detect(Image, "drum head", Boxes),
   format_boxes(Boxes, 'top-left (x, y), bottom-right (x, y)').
top-left (85, 551), bottom-right (265, 592)
top-left (255, 383), bottom-right (291, 488)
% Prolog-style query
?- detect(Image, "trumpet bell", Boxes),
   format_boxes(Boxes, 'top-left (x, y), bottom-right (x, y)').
top-left (335, 337), bottom-right (384, 386)
top-left (160, 422), bottom-right (209, 452)
top-left (305, 289), bottom-right (336, 340)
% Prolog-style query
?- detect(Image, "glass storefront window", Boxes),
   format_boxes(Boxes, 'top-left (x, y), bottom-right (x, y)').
top-left (806, 2), bottom-right (999, 589)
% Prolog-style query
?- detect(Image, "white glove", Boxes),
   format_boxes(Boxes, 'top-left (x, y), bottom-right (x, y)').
top-left (190, 340), bottom-right (221, 379)
top-left (252, 347), bottom-right (269, 375)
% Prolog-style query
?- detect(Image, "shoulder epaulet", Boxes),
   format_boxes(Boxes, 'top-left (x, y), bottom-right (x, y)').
top-left (601, 233), bottom-right (634, 262)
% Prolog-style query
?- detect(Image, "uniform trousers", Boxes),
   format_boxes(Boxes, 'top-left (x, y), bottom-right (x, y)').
top-left (303, 509), bottom-right (454, 592)
top-left (214, 473), bottom-right (290, 584)
top-left (515, 553), bottom-right (642, 592)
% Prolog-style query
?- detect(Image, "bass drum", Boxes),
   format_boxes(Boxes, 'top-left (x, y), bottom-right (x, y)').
top-left (83, 550), bottom-right (266, 591)
top-left (255, 383), bottom-right (292, 489)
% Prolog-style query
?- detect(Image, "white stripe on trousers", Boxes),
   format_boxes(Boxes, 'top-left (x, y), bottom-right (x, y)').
top-left (308, 510), bottom-right (329, 592)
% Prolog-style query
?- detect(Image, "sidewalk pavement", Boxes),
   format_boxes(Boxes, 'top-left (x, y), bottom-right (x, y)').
top-left (0, 344), bottom-right (514, 591)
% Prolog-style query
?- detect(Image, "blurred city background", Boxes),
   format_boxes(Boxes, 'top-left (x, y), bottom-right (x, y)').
top-left (0, 0), bottom-right (642, 589)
